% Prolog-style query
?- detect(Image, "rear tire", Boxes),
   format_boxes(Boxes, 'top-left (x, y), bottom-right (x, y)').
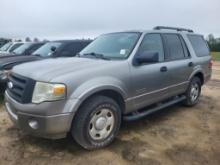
top-left (183, 77), bottom-right (201, 106)
top-left (71, 95), bottom-right (121, 150)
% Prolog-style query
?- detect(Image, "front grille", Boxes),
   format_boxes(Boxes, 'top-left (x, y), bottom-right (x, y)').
top-left (7, 73), bottom-right (35, 104)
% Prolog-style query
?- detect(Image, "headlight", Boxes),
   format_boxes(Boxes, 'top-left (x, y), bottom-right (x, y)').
top-left (0, 70), bottom-right (11, 80)
top-left (32, 82), bottom-right (66, 104)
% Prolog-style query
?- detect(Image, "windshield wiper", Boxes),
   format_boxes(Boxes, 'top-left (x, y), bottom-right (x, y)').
top-left (83, 52), bottom-right (110, 60)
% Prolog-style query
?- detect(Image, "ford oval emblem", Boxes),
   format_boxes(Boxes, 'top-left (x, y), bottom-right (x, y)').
top-left (8, 82), bottom-right (13, 89)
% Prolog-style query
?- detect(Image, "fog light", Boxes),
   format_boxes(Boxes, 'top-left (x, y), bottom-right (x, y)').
top-left (28, 119), bottom-right (39, 130)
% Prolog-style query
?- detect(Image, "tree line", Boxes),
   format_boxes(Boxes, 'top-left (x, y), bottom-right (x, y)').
top-left (206, 34), bottom-right (220, 52)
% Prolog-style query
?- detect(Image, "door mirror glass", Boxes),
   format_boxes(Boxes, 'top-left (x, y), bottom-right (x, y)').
top-left (133, 51), bottom-right (159, 66)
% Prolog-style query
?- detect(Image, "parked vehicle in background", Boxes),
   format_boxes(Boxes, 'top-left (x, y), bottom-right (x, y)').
top-left (32, 40), bottom-right (91, 57)
top-left (0, 42), bottom-right (23, 54)
top-left (0, 38), bottom-right (11, 48)
top-left (12, 42), bottom-right (46, 56)
top-left (5, 27), bottom-right (212, 150)
top-left (0, 40), bottom-right (91, 89)
top-left (0, 42), bottom-right (46, 59)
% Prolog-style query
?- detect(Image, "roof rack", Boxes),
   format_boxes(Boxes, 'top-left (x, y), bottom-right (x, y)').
top-left (153, 26), bottom-right (194, 33)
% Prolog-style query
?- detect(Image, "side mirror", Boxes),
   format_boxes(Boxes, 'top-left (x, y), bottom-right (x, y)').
top-left (50, 46), bottom-right (57, 52)
top-left (133, 51), bottom-right (159, 66)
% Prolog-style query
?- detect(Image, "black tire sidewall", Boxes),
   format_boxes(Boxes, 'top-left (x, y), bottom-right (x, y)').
top-left (185, 77), bottom-right (201, 106)
top-left (72, 95), bottom-right (121, 149)
top-left (84, 101), bottom-right (120, 147)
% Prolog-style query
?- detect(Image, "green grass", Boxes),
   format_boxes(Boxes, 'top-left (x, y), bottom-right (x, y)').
top-left (211, 52), bottom-right (220, 61)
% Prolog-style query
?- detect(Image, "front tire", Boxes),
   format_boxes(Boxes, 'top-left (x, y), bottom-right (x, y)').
top-left (183, 77), bottom-right (201, 106)
top-left (71, 95), bottom-right (121, 150)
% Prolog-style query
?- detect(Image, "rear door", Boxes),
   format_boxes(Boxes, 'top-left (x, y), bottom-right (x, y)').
top-left (187, 35), bottom-right (212, 80)
top-left (161, 33), bottom-right (193, 96)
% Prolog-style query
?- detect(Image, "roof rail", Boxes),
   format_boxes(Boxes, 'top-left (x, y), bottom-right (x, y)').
top-left (153, 26), bottom-right (194, 33)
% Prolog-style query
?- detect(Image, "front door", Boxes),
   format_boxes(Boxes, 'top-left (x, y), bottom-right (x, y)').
top-left (129, 33), bottom-right (171, 110)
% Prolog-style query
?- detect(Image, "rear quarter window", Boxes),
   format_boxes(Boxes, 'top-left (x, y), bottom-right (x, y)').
top-left (188, 35), bottom-right (210, 57)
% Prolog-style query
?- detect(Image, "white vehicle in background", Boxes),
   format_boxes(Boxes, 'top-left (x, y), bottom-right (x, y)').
top-left (0, 42), bottom-right (24, 55)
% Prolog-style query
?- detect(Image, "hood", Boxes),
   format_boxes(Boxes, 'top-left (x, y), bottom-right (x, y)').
top-left (13, 57), bottom-right (111, 82)
top-left (0, 53), bottom-right (17, 58)
top-left (0, 51), bottom-right (8, 55)
top-left (0, 55), bottom-right (40, 69)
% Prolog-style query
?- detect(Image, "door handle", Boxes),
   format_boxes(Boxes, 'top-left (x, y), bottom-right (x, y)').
top-left (160, 66), bottom-right (168, 72)
top-left (188, 62), bottom-right (194, 67)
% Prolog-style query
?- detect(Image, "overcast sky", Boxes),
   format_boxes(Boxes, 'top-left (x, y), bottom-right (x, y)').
top-left (0, 0), bottom-right (219, 40)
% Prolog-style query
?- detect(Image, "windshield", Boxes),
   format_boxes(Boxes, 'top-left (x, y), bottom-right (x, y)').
top-left (80, 32), bottom-right (140, 59)
top-left (0, 42), bottom-right (12, 51)
top-left (32, 42), bottom-right (62, 57)
top-left (13, 43), bottom-right (32, 55)
top-left (9, 43), bottom-right (23, 52)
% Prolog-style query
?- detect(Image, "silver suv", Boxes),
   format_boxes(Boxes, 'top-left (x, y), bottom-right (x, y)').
top-left (5, 27), bottom-right (212, 149)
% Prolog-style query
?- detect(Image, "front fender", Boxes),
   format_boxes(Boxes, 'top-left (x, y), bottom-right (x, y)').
top-left (69, 76), bottom-right (128, 102)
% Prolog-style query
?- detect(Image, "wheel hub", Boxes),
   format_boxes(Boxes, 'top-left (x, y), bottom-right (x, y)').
top-left (89, 108), bottom-right (115, 140)
top-left (95, 117), bottom-right (107, 130)
top-left (190, 83), bottom-right (199, 102)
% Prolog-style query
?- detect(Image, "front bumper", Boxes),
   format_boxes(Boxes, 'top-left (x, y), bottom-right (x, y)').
top-left (4, 92), bottom-right (77, 139)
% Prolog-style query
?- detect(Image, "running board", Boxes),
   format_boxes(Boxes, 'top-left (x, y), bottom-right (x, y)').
top-left (123, 96), bottom-right (186, 121)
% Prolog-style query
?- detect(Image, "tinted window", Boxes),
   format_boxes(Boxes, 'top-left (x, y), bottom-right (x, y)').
top-left (9, 43), bottom-right (23, 52)
top-left (163, 34), bottom-right (185, 60)
top-left (13, 43), bottom-right (33, 55)
top-left (59, 42), bottom-right (89, 57)
top-left (32, 42), bottom-right (62, 57)
top-left (188, 35), bottom-right (209, 57)
top-left (0, 42), bottom-right (12, 51)
top-left (26, 43), bottom-right (45, 55)
top-left (137, 34), bottom-right (164, 62)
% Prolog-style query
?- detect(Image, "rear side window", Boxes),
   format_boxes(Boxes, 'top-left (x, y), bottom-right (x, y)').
top-left (188, 35), bottom-right (209, 57)
top-left (163, 34), bottom-right (185, 60)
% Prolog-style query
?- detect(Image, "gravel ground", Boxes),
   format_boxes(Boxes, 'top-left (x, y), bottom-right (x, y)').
top-left (0, 62), bottom-right (219, 165)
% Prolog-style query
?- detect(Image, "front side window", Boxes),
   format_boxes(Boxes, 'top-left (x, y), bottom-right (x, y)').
top-left (32, 42), bottom-right (62, 57)
top-left (188, 35), bottom-right (210, 57)
top-left (80, 32), bottom-right (141, 59)
top-left (137, 33), bottom-right (164, 62)
top-left (163, 34), bottom-right (185, 60)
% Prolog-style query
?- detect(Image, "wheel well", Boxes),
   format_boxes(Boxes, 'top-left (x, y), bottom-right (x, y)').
top-left (70, 90), bottom-right (125, 132)
top-left (194, 72), bottom-right (204, 85)
top-left (78, 90), bottom-right (125, 114)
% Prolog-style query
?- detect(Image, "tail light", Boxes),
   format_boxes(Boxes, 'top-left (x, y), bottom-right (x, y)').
top-left (208, 60), bottom-right (213, 69)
